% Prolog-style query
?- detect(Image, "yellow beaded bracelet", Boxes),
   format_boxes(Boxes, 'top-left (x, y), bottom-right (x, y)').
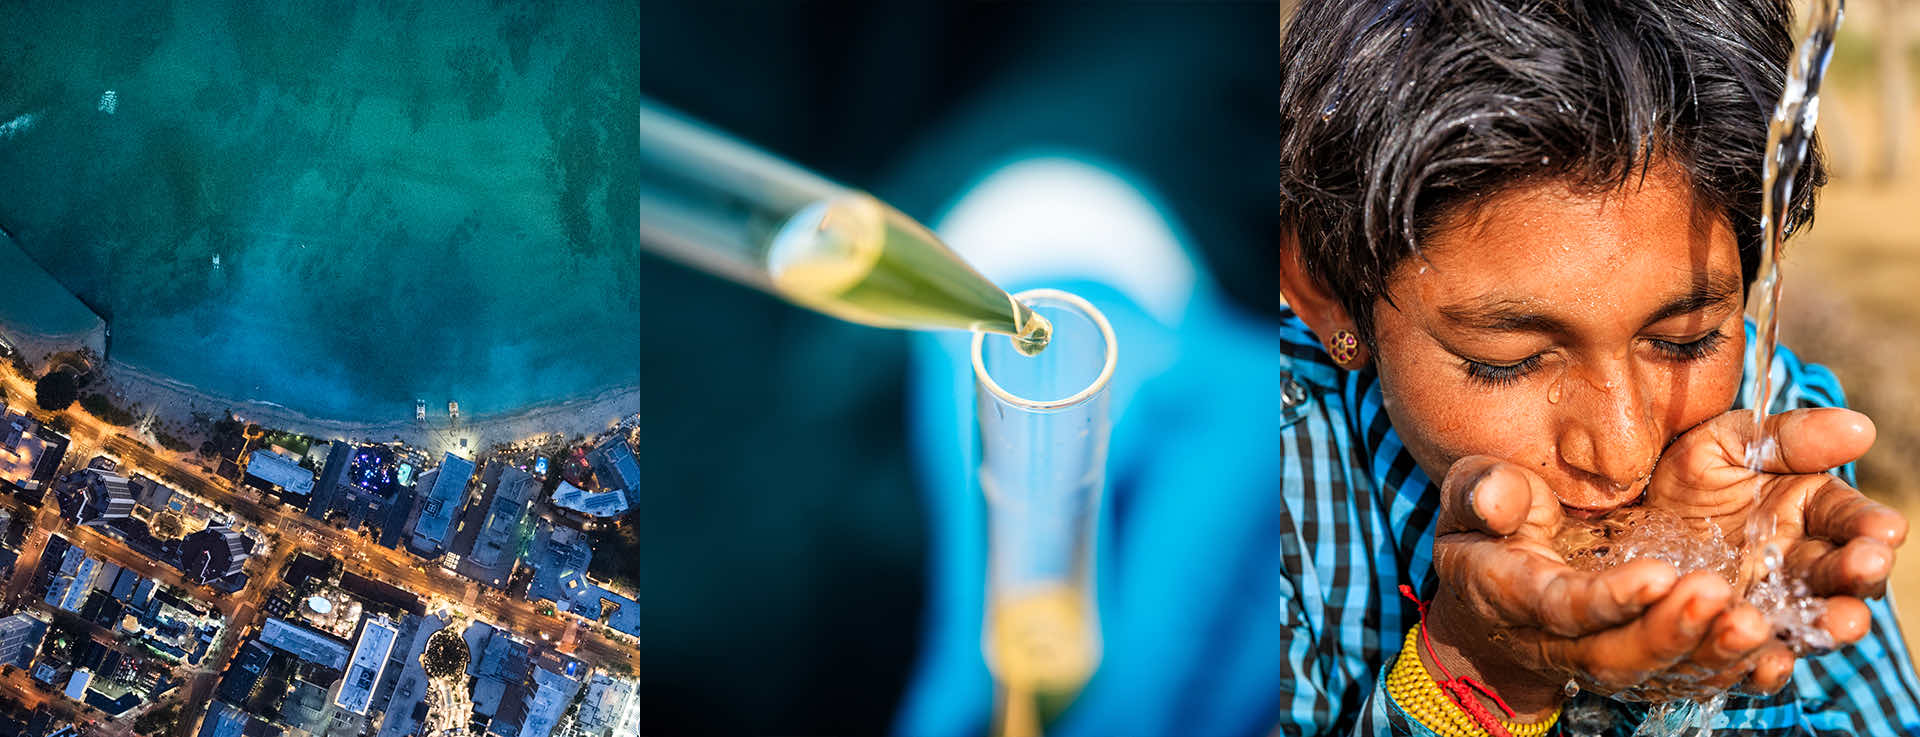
top-left (1385, 624), bottom-right (1560, 737)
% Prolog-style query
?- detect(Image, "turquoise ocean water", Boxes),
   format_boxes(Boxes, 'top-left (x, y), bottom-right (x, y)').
top-left (0, 1), bottom-right (638, 421)
top-left (0, 234), bottom-right (102, 339)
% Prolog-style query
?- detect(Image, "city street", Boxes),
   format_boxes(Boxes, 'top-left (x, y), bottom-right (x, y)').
top-left (1, 366), bottom-right (640, 734)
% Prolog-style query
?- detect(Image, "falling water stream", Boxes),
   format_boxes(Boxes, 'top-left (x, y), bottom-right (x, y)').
top-left (1554, 2), bottom-right (1847, 735)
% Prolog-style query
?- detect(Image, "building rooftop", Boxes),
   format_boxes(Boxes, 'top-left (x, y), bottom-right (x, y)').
top-left (45, 549), bottom-right (101, 613)
top-left (0, 613), bottom-right (47, 669)
top-left (216, 641), bottom-right (272, 705)
top-left (589, 436), bottom-right (639, 492)
top-left (179, 525), bottom-right (250, 583)
top-left (130, 475), bottom-right (175, 512)
top-left (245, 450), bottom-right (314, 497)
top-left (408, 454), bottom-right (475, 554)
top-left (195, 702), bottom-right (250, 737)
top-left (516, 665), bottom-right (584, 737)
top-left (63, 668), bottom-right (91, 701)
top-left (550, 480), bottom-right (629, 518)
top-left (0, 413), bottom-right (48, 488)
top-left (258, 618), bottom-right (350, 670)
top-left (576, 674), bottom-right (641, 736)
top-left (280, 679), bottom-right (333, 734)
top-left (527, 524), bottom-right (639, 638)
top-left (335, 616), bottom-right (398, 715)
top-left (467, 466), bottom-right (535, 577)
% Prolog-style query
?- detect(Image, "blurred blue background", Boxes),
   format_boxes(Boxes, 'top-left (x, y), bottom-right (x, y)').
top-left (639, 3), bottom-right (1280, 734)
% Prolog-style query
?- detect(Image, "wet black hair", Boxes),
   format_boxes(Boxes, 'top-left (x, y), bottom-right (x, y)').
top-left (1278, 0), bottom-right (1823, 339)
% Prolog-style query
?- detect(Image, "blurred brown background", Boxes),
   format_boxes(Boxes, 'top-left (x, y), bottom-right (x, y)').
top-left (1778, 0), bottom-right (1920, 665)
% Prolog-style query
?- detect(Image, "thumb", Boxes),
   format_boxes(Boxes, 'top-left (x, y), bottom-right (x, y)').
top-left (1439, 456), bottom-right (1555, 537)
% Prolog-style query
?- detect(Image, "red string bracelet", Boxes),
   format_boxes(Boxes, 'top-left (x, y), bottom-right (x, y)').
top-left (1400, 584), bottom-right (1518, 737)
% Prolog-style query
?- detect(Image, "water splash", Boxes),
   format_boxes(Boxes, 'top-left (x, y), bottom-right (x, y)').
top-left (1743, 0), bottom-right (1843, 651)
top-left (1746, 0), bottom-right (1842, 441)
top-left (1558, 508), bottom-right (1739, 581)
top-left (1632, 695), bottom-right (1730, 737)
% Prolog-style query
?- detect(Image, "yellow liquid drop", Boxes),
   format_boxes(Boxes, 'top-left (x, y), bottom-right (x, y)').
top-left (1011, 307), bottom-right (1052, 357)
top-left (986, 586), bottom-right (1097, 692)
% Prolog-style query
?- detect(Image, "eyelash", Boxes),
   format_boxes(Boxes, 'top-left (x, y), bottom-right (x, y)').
top-left (1461, 329), bottom-right (1728, 387)
top-left (1461, 354), bottom-right (1543, 387)
top-left (1649, 328), bottom-right (1729, 362)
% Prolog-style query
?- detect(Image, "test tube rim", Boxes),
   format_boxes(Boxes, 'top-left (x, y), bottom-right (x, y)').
top-left (971, 288), bottom-right (1117, 412)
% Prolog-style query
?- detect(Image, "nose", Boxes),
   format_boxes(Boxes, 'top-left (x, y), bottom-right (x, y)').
top-left (1554, 367), bottom-right (1660, 512)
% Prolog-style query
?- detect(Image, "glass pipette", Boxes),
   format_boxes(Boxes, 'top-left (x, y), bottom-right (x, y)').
top-left (640, 100), bottom-right (1051, 355)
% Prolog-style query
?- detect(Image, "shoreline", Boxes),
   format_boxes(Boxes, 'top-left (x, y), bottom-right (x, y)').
top-left (98, 359), bottom-right (639, 456)
top-left (0, 321), bottom-right (106, 374)
top-left (4, 316), bottom-right (638, 459)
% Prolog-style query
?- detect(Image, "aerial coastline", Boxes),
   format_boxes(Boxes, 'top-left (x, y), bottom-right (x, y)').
top-left (0, 2), bottom-right (641, 732)
top-left (1, 317), bottom-right (637, 459)
top-left (101, 358), bottom-right (639, 456)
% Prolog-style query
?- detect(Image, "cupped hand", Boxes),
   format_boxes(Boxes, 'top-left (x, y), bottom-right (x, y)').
top-left (1645, 408), bottom-right (1907, 660)
top-left (1422, 456), bottom-right (1780, 716)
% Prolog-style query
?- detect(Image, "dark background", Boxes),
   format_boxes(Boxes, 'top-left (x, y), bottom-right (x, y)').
top-left (639, 3), bottom-right (1279, 734)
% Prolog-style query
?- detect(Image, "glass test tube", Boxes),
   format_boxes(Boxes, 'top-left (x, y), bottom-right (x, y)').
top-left (972, 289), bottom-right (1117, 737)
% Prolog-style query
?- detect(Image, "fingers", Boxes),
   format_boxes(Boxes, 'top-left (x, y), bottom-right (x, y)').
top-left (1436, 539), bottom-right (1675, 637)
top-left (1743, 408), bottom-right (1876, 476)
top-left (1538, 570), bottom-right (1732, 685)
top-left (1438, 456), bottom-right (1552, 536)
top-left (1799, 477), bottom-right (1909, 549)
top-left (1742, 643), bottom-right (1798, 694)
top-left (1675, 604), bottom-right (1774, 693)
top-left (1819, 596), bottom-right (1872, 648)
top-left (1785, 535), bottom-right (1895, 598)
top-left (1693, 603), bottom-right (1772, 670)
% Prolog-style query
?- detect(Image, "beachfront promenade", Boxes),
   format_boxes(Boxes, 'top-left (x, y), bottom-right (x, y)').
top-left (0, 353), bottom-right (639, 736)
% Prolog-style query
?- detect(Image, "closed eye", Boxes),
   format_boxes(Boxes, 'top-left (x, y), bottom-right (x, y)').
top-left (1463, 353), bottom-right (1545, 387)
top-left (1648, 329), bottom-right (1728, 362)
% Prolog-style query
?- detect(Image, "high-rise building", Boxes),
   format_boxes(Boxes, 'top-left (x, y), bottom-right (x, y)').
top-left (0, 613), bottom-right (46, 668)
top-left (82, 471), bottom-right (136, 523)
top-left (407, 453), bottom-right (475, 557)
top-left (179, 525), bottom-right (250, 583)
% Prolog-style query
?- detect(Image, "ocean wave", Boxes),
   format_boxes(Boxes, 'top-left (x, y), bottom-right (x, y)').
top-left (0, 112), bottom-right (35, 140)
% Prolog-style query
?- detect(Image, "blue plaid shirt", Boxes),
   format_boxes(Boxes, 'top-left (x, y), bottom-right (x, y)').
top-left (1281, 309), bottom-right (1920, 736)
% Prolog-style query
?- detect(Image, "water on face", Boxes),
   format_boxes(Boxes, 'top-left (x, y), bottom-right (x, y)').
top-left (1555, 4), bottom-right (1845, 733)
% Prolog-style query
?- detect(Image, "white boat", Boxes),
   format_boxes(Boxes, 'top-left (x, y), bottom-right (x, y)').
top-left (415, 399), bottom-right (426, 421)
top-left (448, 401), bottom-right (459, 421)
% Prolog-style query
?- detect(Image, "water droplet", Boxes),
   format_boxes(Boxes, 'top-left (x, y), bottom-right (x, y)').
top-left (1547, 381), bottom-right (1563, 404)
top-left (1320, 101), bottom-right (1338, 121)
top-left (1563, 679), bottom-right (1579, 697)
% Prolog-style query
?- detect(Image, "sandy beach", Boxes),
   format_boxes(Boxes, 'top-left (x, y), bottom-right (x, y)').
top-left (0, 324), bottom-right (104, 374)
top-left (98, 358), bottom-right (638, 458)
top-left (3, 302), bottom-right (637, 463)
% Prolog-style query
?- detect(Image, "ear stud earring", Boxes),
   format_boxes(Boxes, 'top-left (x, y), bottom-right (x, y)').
top-left (1328, 329), bottom-right (1360, 367)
